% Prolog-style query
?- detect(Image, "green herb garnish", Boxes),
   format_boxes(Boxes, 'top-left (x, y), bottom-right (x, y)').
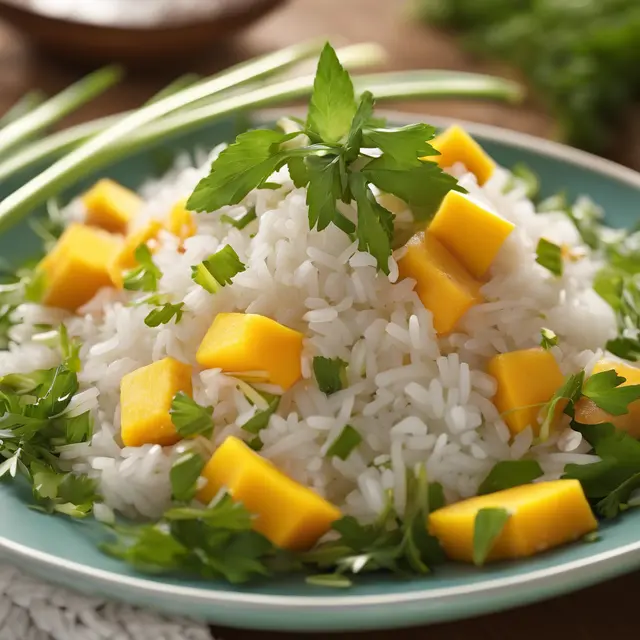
top-left (540, 327), bottom-right (558, 350)
top-left (187, 43), bottom-right (464, 273)
top-left (170, 451), bottom-right (205, 502)
top-left (472, 507), bottom-right (510, 566)
top-left (241, 393), bottom-right (280, 439)
top-left (326, 425), bottom-right (362, 461)
top-left (170, 392), bottom-right (214, 438)
top-left (535, 238), bottom-right (563, 276)
top-left (220, 207), bottom-right (257, 230)
top-left (144, 302), bottom-right (184, 328)
top-left (582, 370), bottom-right (640, 416)
top-left (538, 371), bottom-right (584, 441)
top-left (191, 245), bottom-right (246, 293)
top-left (478, 460), bottom-right (543, 495)
top-left (122, 244), bottom-right (162, 292)
top-left (313, 356), bottom-right (348, 395)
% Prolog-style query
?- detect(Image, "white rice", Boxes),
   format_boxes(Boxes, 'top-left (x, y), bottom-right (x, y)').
top-left (2, 148), bottom-right (619, 521)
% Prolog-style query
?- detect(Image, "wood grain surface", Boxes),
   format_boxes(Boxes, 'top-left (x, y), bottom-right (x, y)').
top-left (0, 0), bottom-right (638, 637)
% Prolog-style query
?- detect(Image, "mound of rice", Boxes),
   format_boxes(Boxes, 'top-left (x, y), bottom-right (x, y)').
top-left (1, 144), bottom-right (618, 521)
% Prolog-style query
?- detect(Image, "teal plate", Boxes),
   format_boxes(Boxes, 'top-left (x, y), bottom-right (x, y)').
top-left (1, 111), bottom-right (640, 632)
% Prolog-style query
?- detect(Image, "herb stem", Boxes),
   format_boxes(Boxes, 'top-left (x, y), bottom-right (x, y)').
top-left (0, 66), bottom-right (123, 155)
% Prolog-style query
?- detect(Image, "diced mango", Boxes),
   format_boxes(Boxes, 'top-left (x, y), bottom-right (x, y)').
top-left (197, 436), bottom-right (341, 550)
top-left (82, 179), bottom-right (142, 234)
top-left (109, 220), bottom-right (164, 288)
top-left (120, 357), bottom-right (193, 447)
top-left (428, 125), bottom-right (496, 186)
top-left (38, 223), bottom-right (122, 311)
top-left (168, 199), bottom-right (197, 240)
top-left (397, 232), bottom-right (483, 335)
top-left (428, 190), bottom-right (515, 278)
top-left (487, 348), bottom-right (565, 436)
top-left (196, 313), bottom-right (304, 390)
top-left (575, 359), bottom-right (640, 437)
top-left (429, 480), bottom-right (597, 563)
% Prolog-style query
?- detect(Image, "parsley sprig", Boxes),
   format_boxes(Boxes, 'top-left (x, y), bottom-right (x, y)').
top-left (187, 43), bottom-right (462, 273)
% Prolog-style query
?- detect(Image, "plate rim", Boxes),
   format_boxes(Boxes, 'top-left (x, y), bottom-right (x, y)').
top-left (3, 110), bottom-right (640, 613)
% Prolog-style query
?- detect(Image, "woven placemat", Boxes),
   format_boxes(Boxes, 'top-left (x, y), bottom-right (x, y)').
top-left (0, 564), bottom-right (216, 640)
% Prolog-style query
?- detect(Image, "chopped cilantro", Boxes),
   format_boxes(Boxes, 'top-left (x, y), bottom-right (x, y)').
top-left (170, 451), bottom-right (205, 502)
top-left (478, 460), bottom-right (543, 495)
top-left (220, 207), bottom-right (257, 230)
top-left (535, 238), bottom-right (563, 276)
top-left (326, 425), bottom-right (362, 461)
top-left (473, 507), bottom-right (510, 566)
top-left (539, 371), bottom-right (584, 441)
top-left (540, 327), bottom-right (558, 350)
top-left (582, 369), bottom-right (640, 416)
top-left (170, 392), bottom-right (214, 438)
top-left (122, 244), bottom-right (162, 292)
top-left (313, 356), bottom-right (348, 395)
top-left (144, 302), bottom-right (184, 328)
top-left (191, 245), bottom-right (245, 293)
top-left (241, 393), bottom-right (280, 438)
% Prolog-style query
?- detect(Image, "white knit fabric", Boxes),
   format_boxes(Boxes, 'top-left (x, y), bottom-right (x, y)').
top-left (0, 564), bottom-right (215, 640)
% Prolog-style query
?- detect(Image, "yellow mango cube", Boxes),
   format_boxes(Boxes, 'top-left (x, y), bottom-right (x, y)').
top-left (487, 348), bottom-right (564, 436)
top-left (109, 220), bottom-right (164, 288)
top-left (167, 199), bottom-right (197, 240)
top-left (197, 436), bottom-right (341, 550)
top-left (120, 357), bottom-right (193, 447)
top-left (575, 359), bottom-right (640, 437)
top-left (429, 480), bottom-right (597, 563)
top-left (398, 232), bottom-right (483, 335)
top-left (196, 313), bottom-right (304, 390)
top-left (39, 223), bottom-right (122, 311)
top-left (82, 179), bottom-right (142, 234)
top-left (428, 125), bottom-right (496, 186)
top-left (428, 190), bottom-right (515, 278)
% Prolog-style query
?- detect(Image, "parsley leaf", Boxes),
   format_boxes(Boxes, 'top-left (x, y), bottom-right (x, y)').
top-left (170, 451), bottom-right (205, 502)
top-left (326, 425), bottom-right (362, 461)
top-left (535, 238), bottom-right (563, 276)
top-left (220, 207), bottom-right (257, 230)
top-left (306, 42), bottom-right (357, 144)
top-left (540, 327), bottom-right (558, 350)
top-left (363, 123), bottom-right (438, 166)
top-left (144, 302), bottom-right (184, 328)
top-left (241, 393), bottom-right (280, 437)
top-left (170, 392), bottom-right (214, 438)
top-left (306, 155), bottom-right (343, 232)
top-left (595, 471), bottom-right (640, 519)
top-left (345, 91), bottom-right (375, 160)
top-left (187, 130), bottom-right (293, 213)
top-left (350, 172), bottom-right (394, 273)
top-left (473, 507), bottom-right (510, 566)
top-left (123, 244), bottom-right (162, 292)
top-left (59, 324), bottom-right (81, 372)
top-left (191, 245), bottom-right (245, 293)
top-left (478, 460), bottom-right (543, 495)
top-left (539, 371), bottom-right (584, 441)
top-left (313, 356), bottom-right (348, 395)
top-left (582, 370), bottom-right (640, 416)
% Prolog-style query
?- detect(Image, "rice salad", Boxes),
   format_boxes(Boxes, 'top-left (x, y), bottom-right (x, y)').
top-left (2, 43), bottom-right (640, 583)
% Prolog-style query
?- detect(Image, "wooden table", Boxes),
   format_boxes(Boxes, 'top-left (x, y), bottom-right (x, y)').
top-left (0, 0), bottom-right (638, 637)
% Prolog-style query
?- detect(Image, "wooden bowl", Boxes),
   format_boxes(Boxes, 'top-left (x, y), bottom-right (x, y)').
top-left (0, 0), bottom-right (288, 65)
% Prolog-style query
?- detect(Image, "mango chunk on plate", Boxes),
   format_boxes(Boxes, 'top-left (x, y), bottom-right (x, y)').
top-left (197, 436), bottom-right (341, 550)
top-left (168, 198), bottom-right (197, 240)
top-left (428, 190), bottom-right (515, 278)
top-left (429, 479), bottom-right (597, 563)
top-left (487, 348), bottom-right (564, 436)
top-left (82, 178), bottom-right (142, 234)
top-left (39, 223), bottom-right (122, 311)
top-left (398, 232), bottom-right (483, 335)
top-left (120, 357), bottom-right (193, 447)
top-left (196, 313), bottom-right (304, 390)
top-left (109, 220), bottom-right (164, 288)
top-left (429, 125), bottom-right (496, 186)
top-left (575, 359), bottom-right (640, 437)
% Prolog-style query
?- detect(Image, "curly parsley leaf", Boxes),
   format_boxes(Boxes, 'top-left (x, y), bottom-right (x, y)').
top-left (473, 507), bottom-right (510, 566)
top-left (123, 244), bottom-right (162, 292)
top-left (170, 392), bottom-right (214, 438)
top-left (306, 42), bottom-right (357, 144)
top-left (313, 356), bottom-right (348, 395)
top-left (191, 245), bottom-right (246, 293)
top-left (478, 460), bottom-right (543, 495)
top-left (535, 238), bottom-right (563, 276)
top-left (144, 302), bottom-right (184, 328)
top-left (582, 369), bottom-right (640, 416)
